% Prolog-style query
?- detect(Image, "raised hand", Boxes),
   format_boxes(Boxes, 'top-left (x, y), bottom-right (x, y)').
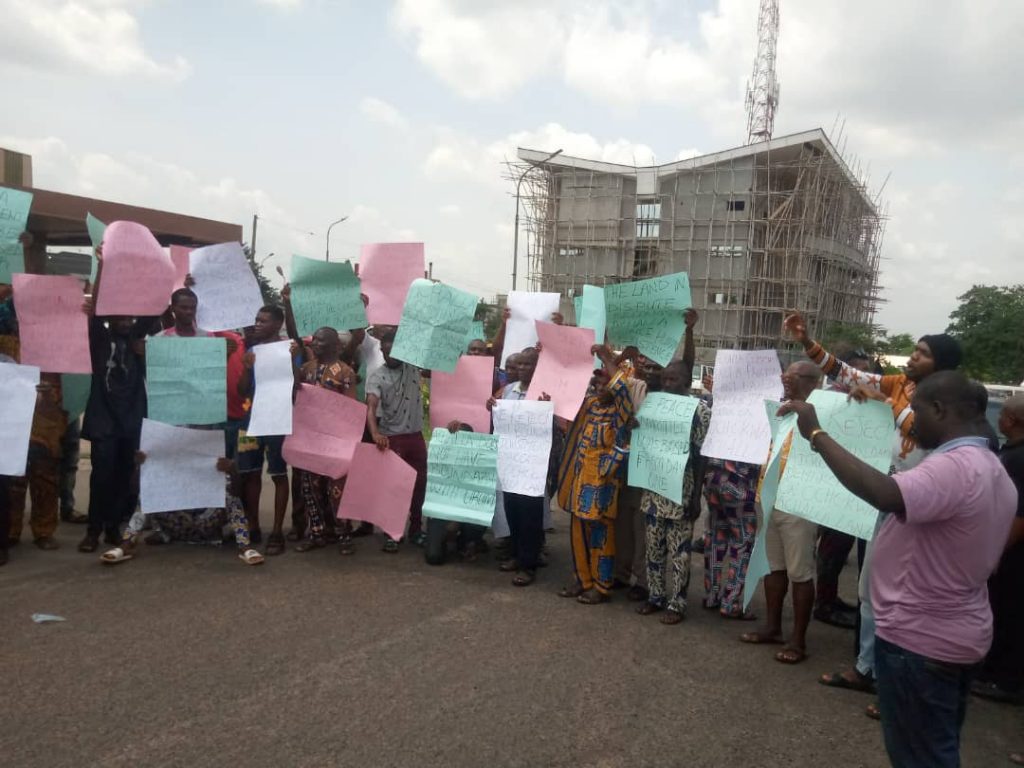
top-left (782, 311), bottom-right (809, 345)
top-left (776, 399), bottom-right (821, 440)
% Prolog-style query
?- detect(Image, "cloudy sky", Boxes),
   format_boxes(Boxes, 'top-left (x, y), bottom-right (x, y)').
top-left (2, 0), bottom-right (1021, 337)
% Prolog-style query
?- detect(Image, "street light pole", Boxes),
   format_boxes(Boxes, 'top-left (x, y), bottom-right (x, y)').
top-left (511, 148), bottom-right (562, 291)
top-left (325, 216), bottom-right (349, 262)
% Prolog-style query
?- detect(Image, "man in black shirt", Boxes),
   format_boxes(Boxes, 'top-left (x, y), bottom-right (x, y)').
top-left (973, 394), bottom-right (1024, 703)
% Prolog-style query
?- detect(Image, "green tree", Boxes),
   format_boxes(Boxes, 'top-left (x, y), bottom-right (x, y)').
top-left (819, 321), bottom-right (880, 354)
top-left (877, 333), bottom-right (916, 356)
top-left (947, 284), bottom-right (1024, 384)
top-left (243, 245), bottom-right (281, 306)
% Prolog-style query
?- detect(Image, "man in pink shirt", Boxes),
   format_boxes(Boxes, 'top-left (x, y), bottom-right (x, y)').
top-left (779, 371), bottom-right (1017, 768)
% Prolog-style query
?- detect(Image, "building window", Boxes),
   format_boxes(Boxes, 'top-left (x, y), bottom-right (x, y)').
top-left (709, 244), bottom-right (745, 257)
top-left (726, 199), bottom-right (746, 212)
top-left (558, 247), bottom-right (583, 258)
top-left (636, 200), bottom-right (661, 239)
top-left (633, 247), bottom-right (657, 277)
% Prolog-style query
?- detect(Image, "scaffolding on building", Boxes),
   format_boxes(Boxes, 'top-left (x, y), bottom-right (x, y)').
top-left (505, 130), bottom-right (885, 365)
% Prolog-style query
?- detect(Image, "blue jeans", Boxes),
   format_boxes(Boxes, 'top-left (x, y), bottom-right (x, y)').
top-left (855, 601), bottom-right (876, 677)
top-left (875, 636), bottom-right (974, 768)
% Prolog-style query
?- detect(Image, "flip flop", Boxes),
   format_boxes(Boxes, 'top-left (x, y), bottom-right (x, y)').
top-left (660, 609), bottom-right (685, 625)
top-left (238, 549), bottom-right (265, 566)
top-left (775, 647), bottom-right (808, 664)
top-left (100, 547), bottom-right (133, 565)
top-left (819, 669), bottom-right (875, 693)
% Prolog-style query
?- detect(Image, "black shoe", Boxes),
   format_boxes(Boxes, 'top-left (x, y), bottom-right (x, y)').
top-left (814, 605), bottom-right (857, 630)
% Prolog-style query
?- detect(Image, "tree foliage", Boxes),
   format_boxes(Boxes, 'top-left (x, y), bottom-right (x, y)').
top-left (947, 284), bottom-right (1024, 385)
top-left (243, 245), bottom-right (281, 306)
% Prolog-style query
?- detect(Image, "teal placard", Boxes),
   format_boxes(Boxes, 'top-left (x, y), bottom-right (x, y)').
top-left (578, 284), bottom-right (606, 366)
top-left (604, 272), bottom-right (691, 366)
top-left (290, 255), bottom-right (367, 336)
top-left (85, 212), bottom-right (105, 282)
top-left (0, 187), bottom-right (33, 283)
top-left (744, 400), bottom-right (794, 610)
top-left (61, 373), bottom-right (93, 421)
top-left (773, 390), bottom-right (892, 540)
top-left (146, 336), bottom-right (227, 426)
top-left (391, 279), bottom-right (478, 372)
top-left (421, 428), bottom-right (498, 526)
top-left (627, 392), bottom-right (701, 504)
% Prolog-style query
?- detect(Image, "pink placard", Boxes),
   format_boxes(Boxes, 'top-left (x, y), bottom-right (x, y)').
top-left (95, 221), bottom-right (177, 316)
top-left (358, 242), bottom-right (425, 326)
top-left (169, 245), bottom-right (192, 290)
top-left (12, 274), bottom-right (92, 374)
top-left (526, 322), bottom-right (596, 421)
top-left (282, 384), bottom-right (367, 479)
top-left (429, 354), bottom-right (494, 434)
top-left (335, 443), bottom-right (416, 540)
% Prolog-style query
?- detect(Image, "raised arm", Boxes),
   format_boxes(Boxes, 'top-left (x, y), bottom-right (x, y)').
top-left (683, 308), bottom-right (697, 370)
top-left (784, 311), bottom-right (883, 392)
top-left (491, 307), bottom-right (510, 367)
top-left (280, 284), bottom-right (301, 343)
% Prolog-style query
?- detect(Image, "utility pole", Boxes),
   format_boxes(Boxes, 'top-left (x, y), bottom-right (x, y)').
top-left (325, 216), bottom-right (349, 262)
top-left (251, 213), bottom-right (258, 257)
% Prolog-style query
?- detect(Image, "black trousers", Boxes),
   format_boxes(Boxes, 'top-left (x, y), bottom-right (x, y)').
top-left (504, 493), bottom-right (544, 571)
top-left (87, 436), bottom-right (138, 536)
top-left (981, 546), bottom-right (1024, 692)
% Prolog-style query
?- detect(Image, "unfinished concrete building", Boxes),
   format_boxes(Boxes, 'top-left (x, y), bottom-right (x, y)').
top-left (512, 128), bottom-right (884, 367)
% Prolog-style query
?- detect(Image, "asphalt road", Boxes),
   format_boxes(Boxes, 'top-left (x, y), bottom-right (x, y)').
top-left (2, 473), bottom-right (1020, 768)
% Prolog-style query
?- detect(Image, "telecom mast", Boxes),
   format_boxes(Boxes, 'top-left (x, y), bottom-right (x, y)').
top-left (744, 0), bottom-right (780, 144)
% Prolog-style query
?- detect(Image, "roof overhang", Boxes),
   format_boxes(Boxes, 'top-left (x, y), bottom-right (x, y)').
top-left (7, 184), bottom-right (243, 247)
top-left (518, 128), bottom-right (878, 214)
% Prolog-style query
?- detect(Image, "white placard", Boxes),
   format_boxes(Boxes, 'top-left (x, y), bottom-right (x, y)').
top-left (189, 242), bottom-right (265, 332)
top-left (0, 363), bottom-right (40, 476)
top-left (701, 349), bottom-right (783, 464)
top-left (500, 291), bottom-right (560, 367)
top-left (140, 419), bottom-right (226, 514)
top-left (492, 399), bottom-right (553, 496)
top-left (246, 340), bottom-right (294, 437)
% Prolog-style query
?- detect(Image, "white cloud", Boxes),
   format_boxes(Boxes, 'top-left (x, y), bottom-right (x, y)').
top-left (439, 204), bottom-right (461, 216)
top-left (0, 0), bottom-right (190, 81)
top-left (392, 0), bottom-right (563, 99)
top-left (424, 122), bottom-right (658, 185)
top-left (258, 0), bottom-right (302, 8)
top-left (359, 97), bottom-right (407, 129)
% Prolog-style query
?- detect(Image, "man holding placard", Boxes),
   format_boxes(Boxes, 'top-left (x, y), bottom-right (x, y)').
top-left (633, 359), bottom-right (710, 624)
top-left (739, 361), bottom-right (822, 664)
top-left (366, 328), bottom-right (428, 552)
top-left (778, 371), bottom-right (1016, 767)
top-left (556, 346), bottom-right (636, 605)
top-left (237, 304), bottom-right (291, 555)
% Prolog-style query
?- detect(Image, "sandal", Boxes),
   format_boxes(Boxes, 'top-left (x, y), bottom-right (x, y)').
top-left (558, 583), bottom-right (584, 598)
top-left (238, 548), bottom-right (265, 566)
top-left (660, 609), bottom-right (685, 625)
top-left (338, 536), bottom-right (355, 556)
top-left (382, 539), bottom-right (399, 554)
top-left (285, 528), bottom-right (306, 542)
top-left (294, 538), bottom-right (325, 553)
top-left (577, 589), bottom-right (609, 605)
top-left (100, 546), bottom-right (133, 565)
top-left (775, 647), bottom-right (808, 665)
top-left (264, 533), bottom-right (286, 556)
top-left (78, 534), bottom-right (99, 553)
top-left (865, 702), bottom-right (881, 721)
top-left (627, 585), bottom-right (649, 602)
top-left (498, 558), bottom-right (519, 572)
top-left (636, 602), bottom-right (665, 616)
top-left (740, 631), bottom-right (785, 645)
top-left (512, 569), bottom-right (535, 587)
top-left (819, 669), bottom-right (876, 694)
top-left (1009, 753), bottom-right (1024, 766)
